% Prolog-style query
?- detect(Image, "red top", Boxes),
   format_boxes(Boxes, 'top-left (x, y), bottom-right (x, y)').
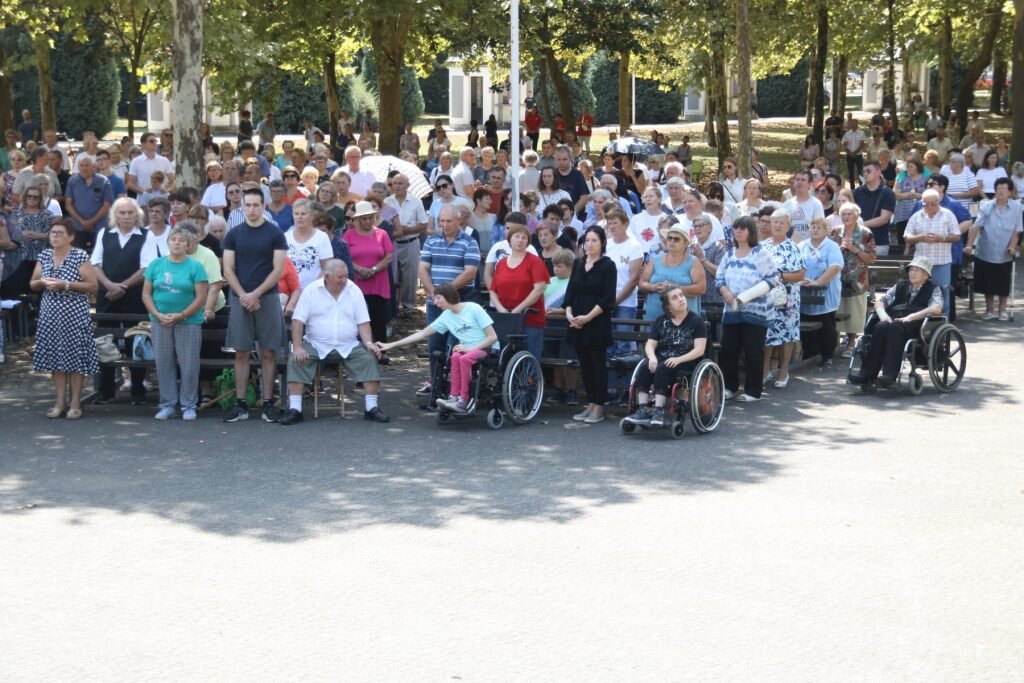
top-left (525, 111), bottom-right (542, 133)
top-left (486, 188), bottom-right (504, 214)
top-left (576, 113), bottom-right (594, 137)
top-left (278, 257), bottom-right (301, 299)
top-left (491, 252), bottom-right (550, 328)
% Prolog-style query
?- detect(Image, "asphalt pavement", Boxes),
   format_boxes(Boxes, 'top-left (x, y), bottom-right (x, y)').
top-left (1, 301), bottom-right (1022, 680)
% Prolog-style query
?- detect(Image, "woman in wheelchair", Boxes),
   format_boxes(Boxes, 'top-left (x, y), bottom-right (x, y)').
top-left (849, 255), bottom-right (943, 389)
top-left (624, 286), bottom-right (707, 426)
top-left (378, 283), bottom-right (498, 414)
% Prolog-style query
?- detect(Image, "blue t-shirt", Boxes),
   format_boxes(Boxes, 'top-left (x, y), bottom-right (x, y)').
top-left (144, 256), bottom-right (209, 324)
top-left (107, 173), bottom-right (126, 197)
top-left (223, 220), bottom-right (288, 293)
top-left (269, 204), bottom-right (294, 232)
top-left (799, 238), bottom-right (844, 314)
top-left (430, 302), bottom-right (494, 348)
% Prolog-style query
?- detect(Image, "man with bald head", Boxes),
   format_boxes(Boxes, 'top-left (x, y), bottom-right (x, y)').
top-left (64, 154), bottom-right (113, 250)
top-left (280, 259), bottom-right (390, 425)
top-left (416, 205), bottom-right (481, 395)
top-left (343, 146), bottom-right (375, 198)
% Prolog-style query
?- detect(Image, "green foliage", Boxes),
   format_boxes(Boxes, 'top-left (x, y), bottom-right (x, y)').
top-left (348, 72), bottom-right (379, 126)
top-left (928, 57), bottom-right (973, 111)
top-left (401, 66), bottom-right (424, 123)
top-left (755, 56), bottom-right (809, 118)
top-left (588, 54), bottom-right (683, 126)
top-left (11, 26), bottom-right (120, 138)
top-left (252, 72), bottom-right (330, 134)
top-left (532, 66), bottom-right (595, 125)
top-left (418, 59), bottom-right (449, 114)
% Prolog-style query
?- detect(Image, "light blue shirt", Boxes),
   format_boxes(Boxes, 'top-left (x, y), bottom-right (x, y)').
top-left (430, 302), bottom-right (494, 348)
top-left (799, 238), bottom-right (844, 314)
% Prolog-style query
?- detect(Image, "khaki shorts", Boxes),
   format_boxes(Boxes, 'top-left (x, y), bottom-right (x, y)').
top-left (287, 342), bottom-right (381, 385)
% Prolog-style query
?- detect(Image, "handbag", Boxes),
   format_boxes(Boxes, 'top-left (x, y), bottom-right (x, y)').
top-left (94, 334), bottom-right (121, 362)
top-left (770, 284), bottom-right (788, 308)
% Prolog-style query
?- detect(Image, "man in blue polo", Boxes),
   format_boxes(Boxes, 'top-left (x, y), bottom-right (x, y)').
top-left (64, 154), bottom-right (113, 251)
top-left (416, 205), bottom-right (480, 395)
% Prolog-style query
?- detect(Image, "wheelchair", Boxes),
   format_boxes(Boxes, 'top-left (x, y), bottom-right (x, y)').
top-left (427, 312), bottom-right (544, 429)
top-left (846, 310), bottom-right (966, 395)
top-left (619, 357), bottom-right (726, 439)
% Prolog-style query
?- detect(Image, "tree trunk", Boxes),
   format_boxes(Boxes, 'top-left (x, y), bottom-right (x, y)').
top-left (884, 0), bottom-right (899, 128)
top-left (705, 72), bottom-right (716, 147)
top-left (831, 56), bottom-right (841, 112)
top-left (32, 34), bottom-right (57, 131)
top-left (735, 0), bottom-right (753, 178)
top-left (901, 52), bottom-right (912, 109)
top-left (617, 51), bottom-right (630, 135)
top-left (712, 42), bottom-right (731, 164)
top-left (939, 15), bottom-right (952, 115)
top-left (837, 54), bottom-right (848, 113)
top-left (811, 2), bottom-right (828, 144)
top-left (171, 0), bottom-right (203, 188)
top-left (541, 46), bottom-right (576, 134)
top-left (537, 64), bottom-right (553, 125)
top-left (991, 56), bottom-right (1007, 115)
top-left (1012, 0), bottom-right (1024, 162)
top-left (0, 40), bottom-right (15, 131)
top-left (956, 0), bottom-right (1003, 131)
top-left (371, 17), bottom-right (410, 156)
top-left (806, 48), bottom-right (816, 127)
top-left (127, 63), bottom-right (140, 140)
top-left (323, 53), bottom-right (341, 152)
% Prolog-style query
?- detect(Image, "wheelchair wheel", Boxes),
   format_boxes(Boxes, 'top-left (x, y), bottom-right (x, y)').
top-left (670, 420), bottom-right (686, 439)
top-left (486, 408), bottom-right (504, 429)
top-left (689, 359), bottom-right (725, 433)
top-left (501, 351), bottom-right (544, 424)
top-left (627, 359), bottom-right (647, 413)
top-left (619, 418), bottom-right (637, 435)
top-left (927, 324), bottom-right (966, 393)
top-left (907, 372), bottom-right (924, 396)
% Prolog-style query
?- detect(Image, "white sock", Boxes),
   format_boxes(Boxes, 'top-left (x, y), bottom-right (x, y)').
top-left (289, 395), bottom-right (303, 412)
top-left (365, 394), bottom-right (378, 411)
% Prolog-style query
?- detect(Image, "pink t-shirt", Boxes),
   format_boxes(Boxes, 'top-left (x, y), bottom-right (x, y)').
top-left (343, 227), bottom-right (395, 299)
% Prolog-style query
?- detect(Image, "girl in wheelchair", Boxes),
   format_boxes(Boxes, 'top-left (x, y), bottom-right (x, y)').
top-left (624, 286), bottom-right (708, 426)
top-left (378, 283), bottom-right (498, 414)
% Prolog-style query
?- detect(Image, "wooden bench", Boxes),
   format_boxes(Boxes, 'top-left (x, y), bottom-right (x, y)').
top-left (91, 311), bottom-right (287, 406)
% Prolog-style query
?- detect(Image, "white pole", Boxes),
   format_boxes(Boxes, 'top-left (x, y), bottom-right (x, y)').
top-left (510, 0), bottom-right (521, 211)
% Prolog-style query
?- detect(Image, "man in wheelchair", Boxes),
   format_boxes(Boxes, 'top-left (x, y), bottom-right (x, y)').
top-left (378, 283), bottom-right (498, 414)
top-left (849, 255), bottom-right (943, 389)
top-left (624, 286), bottom-right (708, 426)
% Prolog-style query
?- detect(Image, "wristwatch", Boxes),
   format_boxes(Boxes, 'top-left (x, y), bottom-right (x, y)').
top-left (371, 265), bottom-right (377, 273)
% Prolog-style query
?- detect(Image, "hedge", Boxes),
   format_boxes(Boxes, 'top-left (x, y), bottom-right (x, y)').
top-left (589, 53), bottom-right (683, 126)
top-left (755, 56), bottom-right (808, 118)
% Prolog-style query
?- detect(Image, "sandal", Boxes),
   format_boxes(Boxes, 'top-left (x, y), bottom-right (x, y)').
top-left (66, 408), bottom-right (82, 420)
top-left (46, 406), bottom-right (67, 419)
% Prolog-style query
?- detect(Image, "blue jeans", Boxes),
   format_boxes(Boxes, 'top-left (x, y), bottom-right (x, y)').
top-left (931, 263), bottom-right (951, 316)
top-left (525, 326), bottom-right (544, 360)
top-left (425, 301), bottom-right (447, 384)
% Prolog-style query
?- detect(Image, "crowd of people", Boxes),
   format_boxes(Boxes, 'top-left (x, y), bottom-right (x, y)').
top-left (0, 103), bottom-right (1019, 422)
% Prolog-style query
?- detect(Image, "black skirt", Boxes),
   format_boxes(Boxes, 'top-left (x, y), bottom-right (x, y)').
top-left (973, 258), bottom-right (1013, 296)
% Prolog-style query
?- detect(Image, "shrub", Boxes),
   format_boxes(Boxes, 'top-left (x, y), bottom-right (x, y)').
top-left (755, 56), bottom-right (808, 118)
top-left (589, 53), bottom-right (683, 126)
top-left (419, 59), bottom-right (449, 114)
top-left (531, 67), bottom-right (595, 126)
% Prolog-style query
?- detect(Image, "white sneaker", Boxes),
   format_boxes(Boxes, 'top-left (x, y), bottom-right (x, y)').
top-left (723, 389), bottom-right (735, 400)
top-left (182, 408), bottom-right (197, 421)
top-left (998, 312), bottom-right (1010, 322)
top-left (143, 379), bottom-right (155, 392)
top-left (120, 380), bottom-right (133, 392)
top-left (154, 407), bottom-right (176, 420)
top-left (737, 394), bottom-right (761, 402)
top-left (981, 312), bottom-right (998, 320)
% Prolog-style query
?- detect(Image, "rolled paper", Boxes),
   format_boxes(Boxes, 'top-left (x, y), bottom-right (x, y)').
top-left (732, 280), bottom-right (771, 310)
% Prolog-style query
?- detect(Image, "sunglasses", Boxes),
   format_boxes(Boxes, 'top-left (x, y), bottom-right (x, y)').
top-left (665, 235), bottom-right (684, 242)
top-left (436, 183), bottom-right (451, 190)
top-left (284, 173), bottom-right (298, 179)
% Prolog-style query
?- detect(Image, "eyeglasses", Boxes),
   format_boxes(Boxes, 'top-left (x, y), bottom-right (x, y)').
top-left (227, 189), bottom-right (242, 194)
top-left (25, 194), bottom-right (41, 200)
top-left (283, 173), bottom-right (298, 179)
top-left (814, 188), bottom-right (829, 194)
top-left (436, 183), bottom-right (450, 190)
top-left (665, 235), bottom-right (684, 242)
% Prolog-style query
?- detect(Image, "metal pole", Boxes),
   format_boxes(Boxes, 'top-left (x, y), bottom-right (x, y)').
top-left (510, 0), bottom-right (521, 210)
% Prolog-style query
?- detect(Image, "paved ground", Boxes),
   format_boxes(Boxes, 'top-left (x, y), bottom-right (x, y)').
top-left (1, 298), bottom-right (1022, 680)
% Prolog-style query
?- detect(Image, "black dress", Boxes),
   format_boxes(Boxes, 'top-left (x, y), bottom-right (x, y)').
top-left (563, 256), bottom-right (616, 346)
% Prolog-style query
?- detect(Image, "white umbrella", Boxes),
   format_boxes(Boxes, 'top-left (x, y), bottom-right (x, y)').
top-left (358, 155), bottom-right (433, 198)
